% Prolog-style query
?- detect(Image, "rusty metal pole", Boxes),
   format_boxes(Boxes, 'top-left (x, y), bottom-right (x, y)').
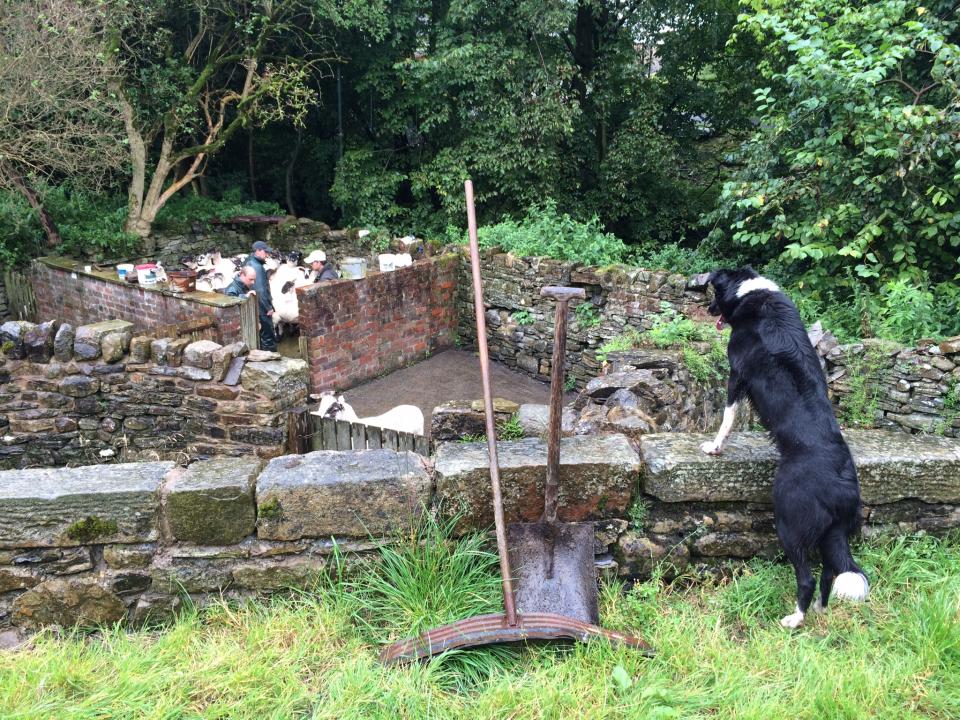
top-left (465, 179), bottom-right (518, 627)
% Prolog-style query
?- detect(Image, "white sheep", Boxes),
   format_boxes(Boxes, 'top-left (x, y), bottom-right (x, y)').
top-left (311, 392), bottom-right (424, 436)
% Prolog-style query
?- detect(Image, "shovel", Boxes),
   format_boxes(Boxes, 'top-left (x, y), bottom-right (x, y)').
top-left (378, 180), bottom-right (651, 664)
top-left (506, 286), bottom-right (599, 624)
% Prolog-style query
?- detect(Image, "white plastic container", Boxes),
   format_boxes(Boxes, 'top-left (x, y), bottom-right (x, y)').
top-left (136, 263), bottom-right (159, 285)
top-left (378, 253), bottom-right (396, 272)
top-left (341, 257), bottom-right (367, 279)
top-left (116, 263), bottom-right (134, 280)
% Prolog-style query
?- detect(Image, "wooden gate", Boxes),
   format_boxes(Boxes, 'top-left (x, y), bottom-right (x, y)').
top-left (3, 269), bottom-right (37, 322)
top-left (286, 408), bottom-right (430, 456)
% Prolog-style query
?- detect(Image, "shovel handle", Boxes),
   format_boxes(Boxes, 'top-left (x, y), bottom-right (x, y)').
top-left (465, 180), bottom-right (518, 627)
top-left (543, 287), bottom-right (583, 523)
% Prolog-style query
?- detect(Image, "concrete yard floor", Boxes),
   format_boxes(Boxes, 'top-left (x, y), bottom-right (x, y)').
top-left (328, 348), bottom-right (574, 435)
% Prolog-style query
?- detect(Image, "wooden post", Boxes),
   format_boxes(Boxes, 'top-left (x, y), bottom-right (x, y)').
top-left (285, 409), bottom-right (310, 455)
top-left (321, 418), bottom-right (337, 450)
top-left (367, 426), bottom-right (382, 449)
top-left (351, 422), bottom-right (367, 451)
top-left (335, 419), bottom-right (352, 450)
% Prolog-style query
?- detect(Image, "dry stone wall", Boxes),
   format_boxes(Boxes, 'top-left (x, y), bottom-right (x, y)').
top-left (0, 317), bottom-right (307, 468)
top-left (1, 429), bottom-right (958, 632)
top-left (456, 249), bottom-right (960, 438)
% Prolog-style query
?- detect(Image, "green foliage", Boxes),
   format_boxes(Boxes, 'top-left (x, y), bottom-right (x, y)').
top-left (707, 0), bottom-right (960, 285)
top-left (837, 342), bottom-right (891, 428)
top-left (463, 200), bottom-right (629, 266)
top-left (153, 190), bottom-right (284, 232)
top-left (510, 309), bottom-right (533, 326)
top-left (0, 191), bottom-right (44, 268)
top-left (575, 302), bottom-right (602, 328)
top-left (330, 148), bottom-right (407, 228)
top-left (646, 302), bottom-right (717, 347)
top-left (596, 329), bottom-right (644, 364)
top-left (632, 241), bottom-right (727, 275)
top-left (496, 414), bottom-right (525, 441)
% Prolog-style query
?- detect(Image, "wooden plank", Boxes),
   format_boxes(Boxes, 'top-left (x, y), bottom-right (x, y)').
top-left (321, 417), bottom-right (337, 450)
top-left (308, 414), bottom-right (325, 452)
top-left (298, 335), bottom-right (308, 361)
top-left (351, 423), bottom-right (367, 451)
top-left (398, 432), bottom-right (414, 452)
top-left (4, 269), bottom-right (38, 322)
top-left (414, 436), bottom-right (430, 457)
top-left (335, 419), bottom-right (352, 450)
top-left (285, 409), bottom-right (310, 455)
top-left (383, 428), bottom-right (399, 451)
top-left (366, 426), bottom-right (382, 449)
top-left (240, 295), bottom-right (259, 349)
top-left (154, 316), bottom-right (216, 339)
top-left (223, 357), bottom-right (246, 386)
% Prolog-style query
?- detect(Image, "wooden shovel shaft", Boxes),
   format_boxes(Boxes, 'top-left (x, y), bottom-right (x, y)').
top-left (542, 286), bottom-right (585, 523)
top-left (465, 180), bottom-right (517, 627)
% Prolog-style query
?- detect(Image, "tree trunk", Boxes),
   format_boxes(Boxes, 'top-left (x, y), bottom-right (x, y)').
top-left (285, 127), bottom-right (302, 216)
top-left (248, 129), bottom-right (257, 201)
top-left (0, 162), bottom-right (62, 247)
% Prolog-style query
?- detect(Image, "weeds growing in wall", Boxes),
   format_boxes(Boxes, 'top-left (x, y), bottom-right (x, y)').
top-left (837, 343), bottom-right (890, 428)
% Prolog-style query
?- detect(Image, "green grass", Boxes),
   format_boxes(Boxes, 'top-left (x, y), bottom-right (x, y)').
top-left (1, 531), bottom-right (958, 718)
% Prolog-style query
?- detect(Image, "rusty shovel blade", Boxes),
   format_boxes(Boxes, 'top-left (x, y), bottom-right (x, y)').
top-left (507, 521), bottom-right (600, 625)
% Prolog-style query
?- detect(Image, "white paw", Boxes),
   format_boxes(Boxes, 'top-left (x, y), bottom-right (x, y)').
top-left (780, 610), bottom-right (805, 629)
top-left (700, 440), bottom-right (723, 455)
top-left (811, 598), bottom-right (825, 615)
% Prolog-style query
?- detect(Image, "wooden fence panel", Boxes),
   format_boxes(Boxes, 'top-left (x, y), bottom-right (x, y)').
top-left (351, 423), bottom-right (366, 451)
top-left (3, 269), bottom-right (37, 322)
top-left (335, 419), bottom-right (353, 450)
top-left (382, 429), bottom-right (399, 451)
top-left (285, 408), bottom-right (428, 455)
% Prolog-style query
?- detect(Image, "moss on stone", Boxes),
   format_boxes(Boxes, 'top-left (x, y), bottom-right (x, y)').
top-left (66, 516), bottom-right (119, 542)
top-left (257, 498), bottom-right (283, 522)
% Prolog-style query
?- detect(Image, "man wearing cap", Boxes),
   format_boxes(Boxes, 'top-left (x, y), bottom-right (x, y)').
top-left (305, 249), bottom-right (339, 283)
top-left (244, 240), bottom-right (277, 351)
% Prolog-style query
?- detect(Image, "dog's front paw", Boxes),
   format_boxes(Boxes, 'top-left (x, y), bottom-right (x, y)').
top-left (779, 610), bottom-right (805, 629)
top-left (700, 440), bottom-right (723, 455)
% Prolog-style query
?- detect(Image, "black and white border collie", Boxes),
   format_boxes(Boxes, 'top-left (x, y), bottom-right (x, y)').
top-left (702, 267), bottom-right (869, 628)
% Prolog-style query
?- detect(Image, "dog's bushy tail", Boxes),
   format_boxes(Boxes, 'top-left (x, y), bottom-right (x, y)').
top-left (822, 523), bottom-right (870, 602)
top-left (833, 571), bottom-right (870, 601)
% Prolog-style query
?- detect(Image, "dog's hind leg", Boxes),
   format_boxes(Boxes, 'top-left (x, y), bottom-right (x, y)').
top-left (819, 525), bottom-right (869, 604)
top-left (780, 548), bottom-right (817, 629)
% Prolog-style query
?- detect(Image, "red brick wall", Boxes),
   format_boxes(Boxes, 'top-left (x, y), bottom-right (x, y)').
top-left (32, 259), bottom-right (245, 344)
top-left (299, 254), bottom-right (458, 391)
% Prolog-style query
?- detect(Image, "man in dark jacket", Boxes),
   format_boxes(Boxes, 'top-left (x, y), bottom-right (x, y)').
top-left (304, 249), bottom-right (339, 282)
top-left (244, 240), bottom-right (277, 351)
top-left (224, 266), bottom-right (256, 297)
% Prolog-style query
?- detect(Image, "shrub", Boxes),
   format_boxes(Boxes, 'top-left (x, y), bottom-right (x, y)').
top-left (454, 200), bottom-right (629, 266)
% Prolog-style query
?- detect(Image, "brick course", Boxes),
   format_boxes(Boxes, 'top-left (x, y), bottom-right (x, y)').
top-left (299, 254), bottom-right (458, 392)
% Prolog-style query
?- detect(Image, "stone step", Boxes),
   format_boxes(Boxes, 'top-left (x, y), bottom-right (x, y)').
top-left (639, 430), bottom-right (960, 505)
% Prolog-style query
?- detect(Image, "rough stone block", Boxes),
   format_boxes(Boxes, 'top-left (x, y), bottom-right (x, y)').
top-left (73, 320), bottom-right (133, 361)
top-left (183, 340), bottom-right (221, 369)
top-left (0, 567), bottom-right (40, 593)
top-left (178, 366), bottom-right (213, 382)
top-left (241, 357), bottom-right (308, 400)
top-left (430, 399), bottom-right (517, 442)
top-left (0, 321), bottom-right (35, 359)
top-left (516, 403), bottom-right (576, 438)
top-left (256, 450), bottom-right (431, 540)
top-left (128, 335), bottom-right (154, 363)
top-left (11, 578), bottom-right (126, 629)
top-left (231, 557), bottom-right (323, 590)
top-left (56, 375), bottom-right (100, 399)
top-left (24, 321), bottom-right (59, 362)
top-left (615, 531), bottom-right (689, 578)
top-left (0, 462), bottom-right (171, 548)
top-left (102, 544), bottom-right (155, 569)
top-left (53, 323), bottom-right (75, 362)
top-left (639, 430), bottom-right (960, 505)
top-left (101, 329), bottom-right (132, 363)
top-left (164, 458), bottom-right (259, 545)
top-left (211, 342), bottom-right (248, 382)
top-left (434, 434), bottom-right (639, 533)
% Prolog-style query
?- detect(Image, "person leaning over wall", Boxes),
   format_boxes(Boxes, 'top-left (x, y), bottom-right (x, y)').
top-left (244, 240), bottom-right (278, 351)
top-left (223, 266), bottom-right (256, 298)
top-left (304, 249), bottom-right (340, 283)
